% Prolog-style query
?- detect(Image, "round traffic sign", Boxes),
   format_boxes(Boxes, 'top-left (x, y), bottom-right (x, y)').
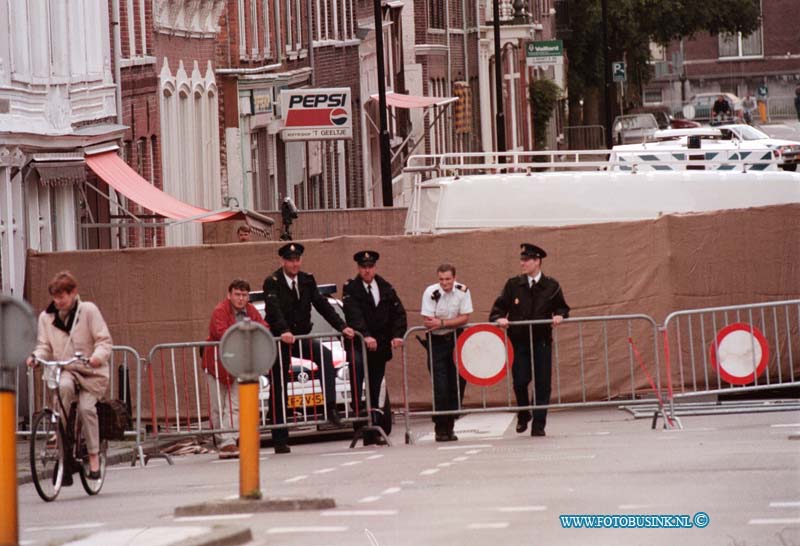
top-left (455, 325), bottom-right (514, 386)
top-left (682, 104), bottom-right (696, 120)
top-left (709, 323), bottom-right (769, 386)
top-left (0, 295), bottom-right (37, 371)
top-left (219, 319), bottom-right (275, 381)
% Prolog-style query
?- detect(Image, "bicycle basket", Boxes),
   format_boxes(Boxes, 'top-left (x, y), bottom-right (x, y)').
top-left (96, 399), bottom-right (131, 441)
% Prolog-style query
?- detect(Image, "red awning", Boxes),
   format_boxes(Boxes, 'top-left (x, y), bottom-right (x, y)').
top-left (85, 152), bottom-right (238, 222)
top-left (369, 92), bottom-right (458, 109)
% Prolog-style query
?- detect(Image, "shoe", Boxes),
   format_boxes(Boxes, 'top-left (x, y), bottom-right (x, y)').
top-left (218, 444), bottom-right (239, 460)
top-left (327, 407), bottom-right (343, 427)
top-left (531, 426), bottom-right (546, 437)
top-left (516, 413), bottom-right (531, 434)
top-left (274, 443), bottom-right (291, 454)
top-left (447, 431), bottom-right (458, 441)
top-left (87, 469), bottom-right (102, 480)
top-left (62, 472), bottom-right (73, 487)
top-left (435, 433), bottom-right (451, 442)
top-left (374, 434), bottom-right (389, 446)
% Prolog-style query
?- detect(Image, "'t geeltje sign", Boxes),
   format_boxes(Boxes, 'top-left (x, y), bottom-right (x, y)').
top-left (280, 88), bottom-right (353, 141)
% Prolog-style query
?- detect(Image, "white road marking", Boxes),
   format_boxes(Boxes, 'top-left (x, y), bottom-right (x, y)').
top-left (26, 523), bottom-right (105, 532)
top-left (381, 487), bottom-right (401, 495)
top-left (267, 526), bottom-right (348, 534)
top-left (437, 462), bottom-right (452, 467)
top-left (358, 496), bottom-right (381, 504)
top-left (365, 454), bottom-right (384, 460)
top-left (284, 475), bottom-right (308, 483)
top-left (496, 506), bottom-right (547, 512)
top-left (452, 456), bottom-right (468, 462)
top-left (575, 431), bottom-right (611, 436)
top-left (223, 494), bottom-right (239, 500)
top-left (618, 504), bottom-right (653, 510)
top-left (19, 541), bottom-right (35, 545)
top-left (210, 459), bottom-right (238, 464)
top-left (341, 461), bottom-right (363, 466)
top-left (467, 522), bottom-right (509, 530)
top-left (321, 510), bottom-right (398, 517)
top-left (322, 450), bottom-right (376, 457)
top-left (437, 444), bottom-right (492, 451)
top-left (174, 514), bottom-right (253, 522)
top-left (770, 501), bottom-right (800, 508)
top-left (313, 468), bottom-right (336, 474)
top-left (59, 527), bottom-right (209, 546)
top-left (748, 518), bottom-right (800, 525)
top-left (465, 450), bottom-right (482, 455)
top-left (770, 423), bottom-right (800, 428)
top-left (420, 468), bottom-right (440, 476)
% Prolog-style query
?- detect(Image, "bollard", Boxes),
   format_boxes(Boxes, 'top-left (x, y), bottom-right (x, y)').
top-left (0, 389), bottom-right (18, 546)
top-left (238, 381), bottom-right (261, 500)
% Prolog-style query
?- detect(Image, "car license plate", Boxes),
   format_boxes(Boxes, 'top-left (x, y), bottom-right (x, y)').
top-left (287, 393), bottom-right (325, 408)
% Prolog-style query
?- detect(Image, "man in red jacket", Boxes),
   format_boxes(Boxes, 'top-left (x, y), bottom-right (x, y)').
top-left (202, 278), bottom-right (268, 459)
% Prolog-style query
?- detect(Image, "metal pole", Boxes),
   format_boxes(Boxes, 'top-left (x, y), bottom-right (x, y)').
top-left (0, 390), bottom-right (18, 545)
top-left (601, 0), bottom-right (613, 149)
top-left (493, 0), bottom-right (507, 158)
top-left (374, 0), bottom-right (393, 206)
top-left (238, 381), bottom-right (261, 499)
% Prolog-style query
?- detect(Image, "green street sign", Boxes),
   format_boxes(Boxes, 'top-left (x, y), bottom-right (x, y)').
top-left (526, 40), bottom-right (564, 67)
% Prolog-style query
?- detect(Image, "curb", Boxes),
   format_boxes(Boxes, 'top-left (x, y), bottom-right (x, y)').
top-left (175, 497), bottom-right (336, 517)
top-left (18, 446), bottom-right (136, 486)
top-left (170, 525), bottom-right (252, 546)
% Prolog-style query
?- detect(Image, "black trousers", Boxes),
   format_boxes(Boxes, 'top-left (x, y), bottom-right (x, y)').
top-left (269, 338), bottom-right (337, 444)
top-left (427, 333), bottom-right (466, 428)
top-left (511, 337), bottom-right (553, 429)
top-left (349, 348), bottom-right (388, 417)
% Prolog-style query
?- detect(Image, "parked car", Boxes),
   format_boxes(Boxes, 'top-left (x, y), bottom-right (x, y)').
top-left (612, 113), bottom-right (660, 145)
top-left (630, 106), bottom-right (701, 130)
top-left (718, 124), bottom-right (800, 171)
top-left (249, 285), bottom-right (393, 435)
top-left (674, 92), bottom-right (744, 122)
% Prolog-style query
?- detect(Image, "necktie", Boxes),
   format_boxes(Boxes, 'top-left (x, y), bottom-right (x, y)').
top-left (291, 280), bottom-right (298, 300)
top-left (367, 284), bottom-right (376, 307)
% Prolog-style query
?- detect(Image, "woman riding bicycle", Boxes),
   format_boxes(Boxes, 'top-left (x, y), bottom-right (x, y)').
top-left (27, 271), bottom-right (112, 481)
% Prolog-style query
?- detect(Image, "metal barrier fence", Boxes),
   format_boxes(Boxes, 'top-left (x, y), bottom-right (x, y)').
top-left (564, 125), bottom-right (606, 150)
top-left (141, 332), bottom-right (374, 463)
top-left (401, 314), bottom-right (666, 443)
top-left (660, 300), bottom-right (800, 426)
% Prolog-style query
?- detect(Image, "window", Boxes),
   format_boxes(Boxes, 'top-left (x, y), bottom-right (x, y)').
top-left (643, 89), bottom-right (663, 104)
top-left (429, 0), bottom-right (445, 29)
top-left (718, 27), bottom-right (763, 58)
top-left (313, 0), bottom-right (355, 43)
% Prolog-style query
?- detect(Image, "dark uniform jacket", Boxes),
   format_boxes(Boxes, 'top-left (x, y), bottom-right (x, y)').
top-left (263, 268), bottom-right (346, 336)
top-left (489, 274), bottom-right (570, 342)
top-left (342, 275), bottom-right (408, 361)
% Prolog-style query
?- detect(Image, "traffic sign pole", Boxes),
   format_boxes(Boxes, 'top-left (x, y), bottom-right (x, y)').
top-left (239, 381), bottom-right (261, 500)
top-left (0, 295), bottom-right (36, 546)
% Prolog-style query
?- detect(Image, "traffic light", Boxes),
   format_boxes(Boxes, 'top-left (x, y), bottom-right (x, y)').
top-left (453, 81), bottom-right (472, 135)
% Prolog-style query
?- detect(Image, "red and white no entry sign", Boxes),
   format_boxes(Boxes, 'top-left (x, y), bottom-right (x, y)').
top-left (455, 325), bottom-right (514, 386)
top-left (709, 323), bottom-right (770, 386)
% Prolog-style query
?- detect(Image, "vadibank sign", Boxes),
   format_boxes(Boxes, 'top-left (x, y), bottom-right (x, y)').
top-left (280, 88), bottom-right (353, 141)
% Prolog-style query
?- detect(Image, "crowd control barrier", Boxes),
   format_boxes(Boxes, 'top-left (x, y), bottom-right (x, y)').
top-left (660, 299), bottom-right (800, 427)
top-left (141, 331), bottom-right (375, 463)
top-left (401, 314), bottom-right (666, 443)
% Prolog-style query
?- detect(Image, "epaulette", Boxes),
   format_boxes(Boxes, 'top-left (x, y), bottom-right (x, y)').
top-left (272, 276), bottom-right (278, 281)
top-left (456, 283), bottom-right (468, 292)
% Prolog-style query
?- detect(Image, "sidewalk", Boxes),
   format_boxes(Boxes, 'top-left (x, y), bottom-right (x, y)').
top-left (16, 437), bottom-right (138, 485)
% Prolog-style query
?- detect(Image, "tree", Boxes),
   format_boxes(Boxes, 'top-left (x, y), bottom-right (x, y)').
top-left (530, 79), bottom-right (562, 151)
top-left (565, 0), bottom-right (762, 125)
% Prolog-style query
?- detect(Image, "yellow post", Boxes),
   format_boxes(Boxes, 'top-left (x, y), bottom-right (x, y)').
top-left (0, 390), bottom-right (18, 546)
top-left (238, 381), bottom-right (261, 500)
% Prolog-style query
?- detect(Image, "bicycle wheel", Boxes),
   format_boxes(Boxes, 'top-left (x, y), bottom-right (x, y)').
top-left (77, 435), bottom-right (106, 496)
top-left (30, 410), bottom-right (63, 502)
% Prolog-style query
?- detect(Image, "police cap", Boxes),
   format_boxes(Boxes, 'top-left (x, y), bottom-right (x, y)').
top-left (353, 250), bottom-right (380, 266)
top-left (520, 243), bottom-right (547, 259)
top-left (278, 242), bottom-right (305, 259)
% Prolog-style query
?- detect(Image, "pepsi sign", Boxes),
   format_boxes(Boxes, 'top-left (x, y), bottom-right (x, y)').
top-left (280, 88), bottom-right (353, 141)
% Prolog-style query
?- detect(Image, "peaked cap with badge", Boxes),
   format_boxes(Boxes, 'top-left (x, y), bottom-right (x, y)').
top-left (278, 242), bottom-right (304, 259)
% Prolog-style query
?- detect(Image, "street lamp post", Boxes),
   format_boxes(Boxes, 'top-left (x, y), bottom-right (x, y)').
top-left (373, 0), bottom-right (393, 206)
top-left (493, 0), bottom-right (507, 158)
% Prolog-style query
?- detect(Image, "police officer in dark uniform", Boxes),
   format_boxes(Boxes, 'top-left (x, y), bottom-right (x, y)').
top-left (263, 242), bottom-right (355, 453)
top-left (490, 243), bottom-right (570, 437)
top-left (342, 250), bottom-right (407, 445)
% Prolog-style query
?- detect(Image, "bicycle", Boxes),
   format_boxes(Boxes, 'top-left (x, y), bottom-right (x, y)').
top-left (29, 354), bottom-right (107, 501)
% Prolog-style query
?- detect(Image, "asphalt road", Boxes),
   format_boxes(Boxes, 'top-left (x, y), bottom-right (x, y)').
top-left (16, 407), bottom-right (800, 546)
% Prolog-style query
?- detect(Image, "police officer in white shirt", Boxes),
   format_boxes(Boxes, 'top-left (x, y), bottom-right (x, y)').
top-left (420, 263), bottom-right (473, 442)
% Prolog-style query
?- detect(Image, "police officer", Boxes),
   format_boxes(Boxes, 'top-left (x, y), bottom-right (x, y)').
top-left (420, 264), bottom-right (473, 442)
top-left (489, 243), bottom-right (570, 437)
top-left (342, 250), bottom-right (407, 445)
top-left (263, 242), bottom-right (355, 453)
